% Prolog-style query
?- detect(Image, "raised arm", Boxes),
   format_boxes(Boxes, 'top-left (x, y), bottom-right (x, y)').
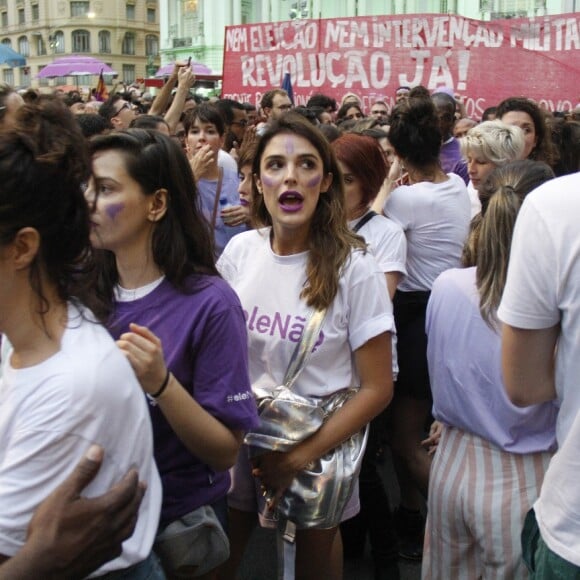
top-left (164, 66), bottom-right (196, 133)
top-left (148, 65), bottom-right (179, 117)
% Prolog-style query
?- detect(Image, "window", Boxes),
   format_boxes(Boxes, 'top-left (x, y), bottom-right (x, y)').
top-left (3, 69), bottom-right (14, 86)
top-left (50, 30), bottom-right (65, 53)
top-left (1, 38), bottom-right (11, 47)
top-left (145, 34), bottom-right (158, 56)
top-left (18, 8), bottom-right (25, 24)
top-left (36, 35), bottom-right (46, 55)
top-left (20, 66), bottom-right (31, 87)
top-left (122, 64), bottom-right (135, 84)
top-left (1, 13), bottom-right (8, 28)
top-left (18, 36), bottom-right (29, 57)
top-left (32, 4), bottom-right (39, 20)
top-left (126, 3), bottom-right (135, 19)
top-left (99, 30), bottom-right (111, 53)
top-left (147, 8), bottom-right (156, 23)
top-left (72, 29), bottom-right (90, 53)
top-left (70, 1), bottom-right (89, 17)
top-left (122, 32), bottom-right (135, 55)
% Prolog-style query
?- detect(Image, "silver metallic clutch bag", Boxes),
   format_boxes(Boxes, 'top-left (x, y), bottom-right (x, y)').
top-left (244, 309), bottom-right (367, 530)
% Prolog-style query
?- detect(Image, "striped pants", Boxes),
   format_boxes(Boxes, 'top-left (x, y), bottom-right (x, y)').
top-left (422, 425), bottom-right (553, 580)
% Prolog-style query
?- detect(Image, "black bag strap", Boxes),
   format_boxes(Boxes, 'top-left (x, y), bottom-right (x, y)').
top-left (353, 210), bottom-right (377, 233)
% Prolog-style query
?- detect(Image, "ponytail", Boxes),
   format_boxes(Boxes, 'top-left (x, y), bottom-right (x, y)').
top-left (476, 185), bottom-right (521, 327)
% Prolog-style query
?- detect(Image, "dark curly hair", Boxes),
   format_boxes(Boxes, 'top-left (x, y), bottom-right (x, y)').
top-left (388, 97), bottom-right (441, 166)
top-left (496, 97), bottom-right (555, 166)
top-left (0, 95), bottom-right (93, 316)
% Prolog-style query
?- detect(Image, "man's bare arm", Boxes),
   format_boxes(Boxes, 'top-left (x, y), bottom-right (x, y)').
top-left (502, 323), bottom-right (559, 407)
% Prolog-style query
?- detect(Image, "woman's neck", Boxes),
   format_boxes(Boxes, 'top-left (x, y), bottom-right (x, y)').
top-left (270, 226), bottom-right (309, 256)
top-left (348, 206), bottom-right (368, 222)
top-left (6, 286), bottom-right (68, 369)
top-left (114, 246), bottom-right (164, 290)
top-left (405, 161), bottom-right (448, 184)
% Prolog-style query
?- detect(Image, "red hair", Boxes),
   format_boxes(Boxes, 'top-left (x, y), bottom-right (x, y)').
top-left (332, 134), bottom-right (387, 206)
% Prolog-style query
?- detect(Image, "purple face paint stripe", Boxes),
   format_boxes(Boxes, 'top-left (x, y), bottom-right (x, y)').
top-left (307, 175), bottom-right (322, 187)
top-left (106, 203), bottom-right (124, 220)
top-left (285, 137), bottom-right (295, 155)
top-left (261, 175), bottom-right (275, 187)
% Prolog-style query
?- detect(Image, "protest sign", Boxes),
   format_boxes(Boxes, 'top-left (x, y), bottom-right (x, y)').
top-left (222, 13), bottom-right (580, 117)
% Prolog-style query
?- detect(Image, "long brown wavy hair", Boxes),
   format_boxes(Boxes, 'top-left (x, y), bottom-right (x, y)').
top-left (251, 113), bottom-right (365, 310)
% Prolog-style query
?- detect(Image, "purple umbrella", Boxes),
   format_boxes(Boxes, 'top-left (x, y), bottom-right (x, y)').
top-left (155, 61), bottom-right (213, 77)
top-left (37, 55), bottom-right (116, 78)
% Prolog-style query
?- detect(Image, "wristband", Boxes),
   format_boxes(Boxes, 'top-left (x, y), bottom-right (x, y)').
top-left (151, 370), bottom-right (171, 399)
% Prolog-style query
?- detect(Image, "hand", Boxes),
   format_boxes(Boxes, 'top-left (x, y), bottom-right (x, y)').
top-left (116, 323), bottom-right (167, 395)
top-left (388, 156), bottom-right (408, 185)
top-left (22, 446), bottom-right (145, 579)
top-left (221, 204), bottom-right (250, 227)
top-left (189, 144), bottom-right (214, 180)
top-left (421, 420), bottom-right (443, 456)
top-left (177, 65), bottom-right (195, 90)
top-left (251, 449), bottom-right (308, 510)
top-left (228, 144), bottom-right (240, 163)
top-left (241, 124), bottom-right (258, 148)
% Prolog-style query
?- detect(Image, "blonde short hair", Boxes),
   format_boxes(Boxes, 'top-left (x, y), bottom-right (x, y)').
top-left (460, 120), bottom-right (525, 166)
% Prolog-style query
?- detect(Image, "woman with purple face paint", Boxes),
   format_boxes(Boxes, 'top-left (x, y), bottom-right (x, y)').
top-left (217, 113), bottom-right (394, 579)
top-left (85, 129), bottom-right (259, 579)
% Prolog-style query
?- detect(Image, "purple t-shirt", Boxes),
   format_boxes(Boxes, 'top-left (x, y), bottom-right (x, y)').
top-left (440, 137), bottom-right (469, 185)
top-left (107, 276), bottom-right (258, 526)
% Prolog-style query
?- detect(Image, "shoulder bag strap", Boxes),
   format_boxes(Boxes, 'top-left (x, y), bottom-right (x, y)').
top-left (210, 167), bottom-right (224, 231)
top-left (352, 210), bottom-right (377, 233)
top-left (283, 308), bottom-right (327, 391)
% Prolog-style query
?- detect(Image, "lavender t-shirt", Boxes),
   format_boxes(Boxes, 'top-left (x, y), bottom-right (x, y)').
top-left (426, 267), bottom-right (557, 454)
top-left (108, 276), bottom-right (258, 526)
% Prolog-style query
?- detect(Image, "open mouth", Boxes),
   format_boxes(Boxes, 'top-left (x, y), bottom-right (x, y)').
top-left (278, 191), bottom-right (304, 212)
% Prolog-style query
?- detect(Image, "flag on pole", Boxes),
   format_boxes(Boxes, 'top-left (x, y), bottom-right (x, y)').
top-left (281, 72), bottom-right (294, 106)
top-left (95, 69), bottom-right (108, 102)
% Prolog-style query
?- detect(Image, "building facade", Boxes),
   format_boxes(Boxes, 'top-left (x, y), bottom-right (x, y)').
top-left (160, 0), bottom-right (575, 74)
top-left (0, 0), bottom-right (160, 90)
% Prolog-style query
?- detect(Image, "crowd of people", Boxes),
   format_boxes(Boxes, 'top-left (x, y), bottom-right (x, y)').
top-left (0, 68), bottom-right (579, 580)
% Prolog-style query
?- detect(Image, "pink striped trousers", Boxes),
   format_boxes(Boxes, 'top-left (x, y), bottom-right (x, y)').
top-left (422, 425), bottom-right (553, 580)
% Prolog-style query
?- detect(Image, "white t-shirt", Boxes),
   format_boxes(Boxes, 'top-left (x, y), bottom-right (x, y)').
top-left (384, 173), bottom-right (470, 292)
top-left (349, 210), bottom-right (405, 380)
top-left (467, 180), bottom-right (482, 218)
top-left (0, 304), bottom-right (162, 576)
top-left (348, 211), bottom-right (407, 277)
top-left (218, 229), bottom-right (395, 397)
top-left (498, 172), bottom-right (580, 565)
top-left (218, 149), bottom-right (238, 174)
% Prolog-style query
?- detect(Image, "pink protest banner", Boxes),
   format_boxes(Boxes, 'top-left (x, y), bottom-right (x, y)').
top-left (222, 13), bottom-right (579, 118)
